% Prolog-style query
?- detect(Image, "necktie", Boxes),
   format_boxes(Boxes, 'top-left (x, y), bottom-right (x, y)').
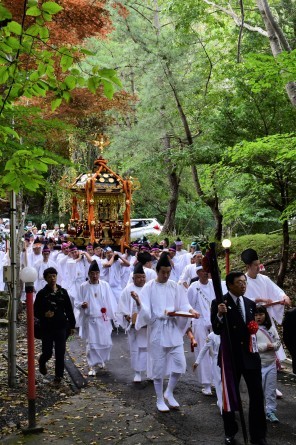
top-left (236, 297), bottom-right (245, 322)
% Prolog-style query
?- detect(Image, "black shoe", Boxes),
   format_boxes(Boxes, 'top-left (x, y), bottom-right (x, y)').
top-left (39, 361), bottom-right (47, 376)
top-left (250, 439), bottom-right (269, 445)
top-left (225, 436), bottom-right (236, 445)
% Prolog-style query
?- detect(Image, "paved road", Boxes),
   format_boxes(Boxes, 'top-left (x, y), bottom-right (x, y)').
top-left (68, 331), bottom-right (296, 445)
top-left (2, 331), bottom-right (296, 444)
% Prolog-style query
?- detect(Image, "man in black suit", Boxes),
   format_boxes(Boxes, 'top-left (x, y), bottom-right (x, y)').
top-left (283, 307), bottom-right (296, 374)
top-left (211, 271), bottom-right (268, 445)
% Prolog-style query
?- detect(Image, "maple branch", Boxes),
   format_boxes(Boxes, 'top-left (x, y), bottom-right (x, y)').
top-left (201, 0), bottom-right (268, 37)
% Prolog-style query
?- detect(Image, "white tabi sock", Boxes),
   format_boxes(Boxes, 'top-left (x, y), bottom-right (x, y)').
top-left (164, 372), bottom-right (180, 408)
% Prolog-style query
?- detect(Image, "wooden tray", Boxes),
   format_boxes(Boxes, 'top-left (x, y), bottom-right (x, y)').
top-left (258, 300), bottom-right (285, 308)
top-left (167, 311), bottom-right (195, 318)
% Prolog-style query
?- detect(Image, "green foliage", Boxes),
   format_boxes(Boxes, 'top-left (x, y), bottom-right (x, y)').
top-left (0, 1), bottom-right (122, 193)
top-left (0, 147), bottom-right (69, 193)
top-left (224, 134), bottom-right (296, 223)
top-left (243, 51), bottom-right (296, 93)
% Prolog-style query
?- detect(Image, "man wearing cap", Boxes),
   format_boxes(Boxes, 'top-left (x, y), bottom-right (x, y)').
top-left (118, 262), bottom-right (148, 383)
top-left (131, 253), bottom-right (199, 412)
top-left (34, 267), bottom-right (75, 384)
top-left (187, 265), bottom-right (216, 395)
top-left (76, 260), bottom-right (117, 375)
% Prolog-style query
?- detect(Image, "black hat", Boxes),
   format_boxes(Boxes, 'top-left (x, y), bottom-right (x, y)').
top-left (241, 248), bottom-right (259, 265)
top-left (93, 242), bottom-right (100, 249)
top-left (33, 237), bottom-right (42, 246)
top-left (89, 260), bottom-right (100, 273)
top-left (175, 237), bottom-right (183, 246)
top-left (157, 252), bottom-right (171, 268)
top-left (133, 262), bottom-right (145, 274)
top-left (137, 252), bottom-right (152, 265)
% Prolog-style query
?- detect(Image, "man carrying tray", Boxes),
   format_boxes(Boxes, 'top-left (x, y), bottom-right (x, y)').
top-left (131, 252), bottom-right (199, 412)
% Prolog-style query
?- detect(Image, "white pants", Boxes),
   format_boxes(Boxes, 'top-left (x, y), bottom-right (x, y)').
top-left (128, 329), bottom-right (147, 372)
top-left (262, 361), bottom-right (277, 414)
top-left (192, 320), bottom-right (212, 385)
top-left (212, 357), bottom-right (222, 412)
top-left (86, 342), bottom-right (111, 367)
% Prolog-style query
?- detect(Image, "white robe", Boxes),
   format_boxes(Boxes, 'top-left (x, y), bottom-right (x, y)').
top-left (34, 258), bottom-right (60, 293)
top-left (187, 279), bottom-right (216, 385)
top-left (0, 251), bottom-right (9, 291)
top-left (66, 257), bottom-right (88, 326)
top-left (179, 263), bottom-right (198, 286)
top-left (245, 273), bottom-right (285, 324)
top-left (117, 283), bottom-right (148, 373)
top-left (56, 252), bottom-right (70, 288)
top-left (100, 259), bottom-right (124, 303)
top-left (76, 280), bottom-right (117, 367)
top-left (127, 266), bottom-right (157, 286)
top-left (135, 279), bottom-right (193, 379)
top-left (196, 332), bottom-right (222, 412)
top-left (245, 273), bottom-right (286, 360)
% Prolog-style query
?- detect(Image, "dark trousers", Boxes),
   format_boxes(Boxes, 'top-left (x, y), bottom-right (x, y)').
top-left (222, 367), bottom-right (267, 442)
top-left (39, 328), bottom-right (67, 378)
top-left (290, 348), bottom-right (296, 374)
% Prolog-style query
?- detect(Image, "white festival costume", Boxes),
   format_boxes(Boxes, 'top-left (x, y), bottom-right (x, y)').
top-left (100, 259), bottom-right (124, 303)
top-left (135, 279), bottom-right (193, 379)
top-left (34, 258), bottom-right (60, 293)
top-left (187, 279), bottom-right (216, 386)
top-left (196, 332), bottom-right (222, 412)
top-left (245, 273), bottom-right (285, 324)
top-left (245, 273), bottom-right (286, 360)
top-left (117, 283), bottom-right (148, 373)
top-left (77, 280), bottom-right (117, 368)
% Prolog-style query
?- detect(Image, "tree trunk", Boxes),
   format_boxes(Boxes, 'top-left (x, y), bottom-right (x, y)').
top-left (161, 135), bottom-right (180, 234)
top-left (161, 170), bottom-right (180, 234)
top-left (191, 165), bottom-right (223, 241)
top-left (277, 220), bottom-right (289, 287)
top-left (256, 0), bottom-right (296, 107)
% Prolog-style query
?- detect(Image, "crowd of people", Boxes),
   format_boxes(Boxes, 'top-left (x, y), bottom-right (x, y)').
top-left (2, 221), bottom-right (295, 445)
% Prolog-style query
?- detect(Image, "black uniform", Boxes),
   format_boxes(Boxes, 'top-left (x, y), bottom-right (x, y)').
top-left (211, 293), bottom-right (267, 444)
top-left (283, 307), bottom-right (296, 374)
top-left (34, 284), bottom-right (75, 379)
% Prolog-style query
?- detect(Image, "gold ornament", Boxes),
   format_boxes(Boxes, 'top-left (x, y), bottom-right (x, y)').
top-left (91, 220), bottom-right (96, 226)
top-left (89, 199), bottom-right (94, 205)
